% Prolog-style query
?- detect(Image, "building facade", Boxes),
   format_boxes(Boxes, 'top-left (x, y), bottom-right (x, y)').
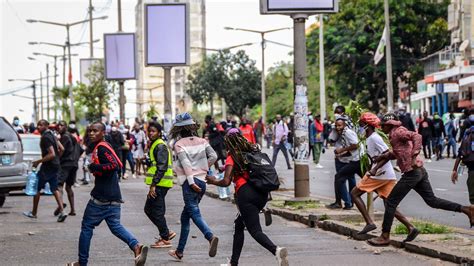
top-left (411, 0), bottom-right (474, 116)
top-left (134, 0), bottom-right (206, 119)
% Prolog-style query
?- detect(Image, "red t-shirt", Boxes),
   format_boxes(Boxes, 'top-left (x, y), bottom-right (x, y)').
top-left (225, 155), bottom-right (249, 193)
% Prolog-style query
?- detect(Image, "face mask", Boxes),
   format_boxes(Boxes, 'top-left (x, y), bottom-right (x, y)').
top-left (434, 115), bottom-right (440, 120)
top-left (358, 125), bottom-right (368, 136)
top-left (13, 119), bottom-right (19, 126)
top-left (69, 124), bottom-right (76, 129)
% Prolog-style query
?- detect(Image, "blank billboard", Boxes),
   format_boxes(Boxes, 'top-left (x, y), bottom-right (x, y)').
top-left (261, 0), bottom-right (337, 14)
top-left (104, 33), bottom-right (136, 80)
top-left (145, 4), bottom-right (189, 66)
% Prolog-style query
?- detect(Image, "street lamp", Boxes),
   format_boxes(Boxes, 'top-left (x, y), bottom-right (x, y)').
top-left (8, 76), bottom-right (56, 122)
top-left (27, 16), bottom-right (108, 121)
top-left (224, 26), bottom-right (291, 123)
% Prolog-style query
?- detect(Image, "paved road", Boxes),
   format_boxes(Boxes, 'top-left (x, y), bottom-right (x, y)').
top-left (0, 177), bottom-right (449, 265)
top-left (268, 146), bottom-right (472, 229)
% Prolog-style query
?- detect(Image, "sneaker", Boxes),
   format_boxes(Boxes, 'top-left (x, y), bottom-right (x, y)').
top-left (426, 159), bottom-right (432, 163)
top-left (209, 236), bottom-right (219, 257)
top-left (151, 238), bottom-right (172, 248)
top-left (57, 213), bottom-right (68, 222)
top-left (342, 204), bottom-right (353, 210)
top-left (275, 247), bottom-right (289, 266)
top-left (263, 208), bottom-right (272, 226)
top-left (54, 203), bottom-right (67, 217)
top-left (134, 245), bottom-right (149, 266)
top-left (168, 250), bottom-right (183, 261)
top-left (168, 230), bottom-right (177, 240)
top-left (325, 202), bottom-right (342, 209)
top-left (67, 262), bottom-right (80, 266)
top-left (132, 174), bottom-right (137, 179)
top-left (22, 211), bottom-right (37, 219)
top-left (315, 164), bottom-right (324, 169)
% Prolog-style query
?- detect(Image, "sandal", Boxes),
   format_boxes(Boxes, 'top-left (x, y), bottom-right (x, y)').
top-left (168, 250), bottom-right (183, 261)
top-left (151, 238), bottom-right (172, 248)
top-left (23, 211), bottom-right (37, 219)
top-left (403, 228), bottom-right (420, 242)
top-left (367, 236), bottom-right (390, 247)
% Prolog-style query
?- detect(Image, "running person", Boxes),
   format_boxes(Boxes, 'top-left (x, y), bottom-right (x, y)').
top-left (167, 113), bottom-right (219, 261)
top-left (368, 114), bottom-right (474, 246)
top-left (57, 120), bottom-right (78, 216)
top-left (70, 122), bottom-right (148, 266)
top-left (206, 128), bottom-right (289, 266)
top-left (351, 113), bottom-right (418, 241)
top-left (144, 121), bottom-right (176, 248)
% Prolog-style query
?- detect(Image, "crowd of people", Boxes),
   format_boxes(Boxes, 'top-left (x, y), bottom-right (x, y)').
top-left (10, 104), bottom-right (474, 265)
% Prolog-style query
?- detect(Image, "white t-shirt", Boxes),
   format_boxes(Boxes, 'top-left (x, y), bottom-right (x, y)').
top-left (336, 128), bottom-right (360, 163)
top-left (366, 133), bottom-right (396, 180)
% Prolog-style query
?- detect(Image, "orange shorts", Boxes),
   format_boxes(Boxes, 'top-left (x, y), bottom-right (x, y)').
top-left (356, 175), bottom-right (396, 199)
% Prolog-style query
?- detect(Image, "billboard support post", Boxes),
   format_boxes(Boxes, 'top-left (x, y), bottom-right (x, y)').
top-left (260, 0), bottom-right (338, 199)
top-left (163, 67), bottom-right (172, 133)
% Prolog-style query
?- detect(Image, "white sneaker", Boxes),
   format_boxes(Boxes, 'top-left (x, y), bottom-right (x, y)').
top-left (276, 247), bottom-right (288, 266)
top-left (426, 159), bottom-right (432, 163)
top-left (132, 174), bottom-right (137, 179)
top-left (315, 164), bottom-right (324, 169)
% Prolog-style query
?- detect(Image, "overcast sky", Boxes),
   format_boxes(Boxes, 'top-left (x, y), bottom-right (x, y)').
top-left (1, 0), bottom-right (316, 124)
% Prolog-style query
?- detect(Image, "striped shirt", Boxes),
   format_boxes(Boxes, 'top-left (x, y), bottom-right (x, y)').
top-left (173, 136), bottom-right (217, 185)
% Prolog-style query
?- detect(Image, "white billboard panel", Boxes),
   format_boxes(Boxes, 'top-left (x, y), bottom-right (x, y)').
top-left (261, 0), bottom-right (338, 14)
top-left (104, 33), bottom-right (136, 80)
top-left (145, 4), bottom-right (190, 66)
top-left (80, 58), bottom-right (102, 86)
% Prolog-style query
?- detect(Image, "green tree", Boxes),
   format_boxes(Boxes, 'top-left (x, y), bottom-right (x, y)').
top-left (74, 61), bottom-right (116, 122)
top-left (306, 0), bottom-right (450, 112)
top-left (187, 50), bottom-right (261, 118)
top-left (265, 61), bottom-right (293, 121)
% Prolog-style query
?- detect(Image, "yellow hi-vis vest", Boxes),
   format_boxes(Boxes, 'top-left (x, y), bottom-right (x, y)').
top-left (145, 139), bottom-right (174, 188)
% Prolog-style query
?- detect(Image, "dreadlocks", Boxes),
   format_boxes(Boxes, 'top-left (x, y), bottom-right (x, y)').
top-left (169, 123), bottom-right (200, 140)
top-left (224, 133), bottom-right (259, 174)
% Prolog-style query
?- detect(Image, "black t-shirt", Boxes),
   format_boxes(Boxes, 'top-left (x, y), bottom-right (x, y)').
top-left (40, 130), bottom-right (60, 173)
top-left (59, 132), bottom-right (76, 167)
top-left (89, 144), bottom-right (122, 202)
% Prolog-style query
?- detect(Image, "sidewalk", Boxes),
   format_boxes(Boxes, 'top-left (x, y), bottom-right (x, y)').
top-left (0, 178), bottom-right (447, 265)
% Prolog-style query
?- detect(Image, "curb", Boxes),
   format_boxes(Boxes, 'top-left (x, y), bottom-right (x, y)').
top-left (205, 190), bottom-right (474, 265)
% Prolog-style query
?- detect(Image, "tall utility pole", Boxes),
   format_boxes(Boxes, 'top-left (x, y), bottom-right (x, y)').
top-left (46, 64), bottom-right (50, 120)
top-left (224, 27), bottom-right (291, 123)
top-left (89, 0), bottom-right (94, 58)
top-left (384, 0), bottom-right (394, 111)
top-left (292, 14), bottom-right (310, 198)
top-left (117, 0), bottom-right (126, 123)
top-left (319, 14), bottom-right (326, 120)
top-left (40, 72), bottom-right (44, 119)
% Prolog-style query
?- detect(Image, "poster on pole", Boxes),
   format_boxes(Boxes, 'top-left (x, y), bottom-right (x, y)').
top-left (145, 3), bottom-right (190, 66)
top-left (80, 58), bottom-right (102, 86)
top-left (104, 33), bottom-right (136, 80)
top-left (260, 0), bottom-right (338, 14)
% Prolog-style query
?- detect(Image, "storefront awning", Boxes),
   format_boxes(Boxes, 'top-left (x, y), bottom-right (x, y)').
top-left (459, 75), bottom-right (474, 87)
top-left (425, 65), bottom-right (474, 84)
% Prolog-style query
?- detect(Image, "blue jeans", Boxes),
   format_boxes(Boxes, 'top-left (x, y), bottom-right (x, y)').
top-left (177, 178), bottom-right (214, 254)
top-left (79, 201), bottom-right (139, 265)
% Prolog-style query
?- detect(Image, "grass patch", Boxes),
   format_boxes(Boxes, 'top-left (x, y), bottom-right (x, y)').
top-left (393, 220), bottom-right (452, 235)
top-left (319, 214), bottom-right (330, 221)
top-left (269, 200), bottom-right (321, 210)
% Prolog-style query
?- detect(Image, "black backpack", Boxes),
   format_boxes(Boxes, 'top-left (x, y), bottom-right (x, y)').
top-left (69, 134), bottom-right (84, 163)
top-left (460, 129), bottom-right (474, 164)
top-left (243, 151), bottom-right (280, 193)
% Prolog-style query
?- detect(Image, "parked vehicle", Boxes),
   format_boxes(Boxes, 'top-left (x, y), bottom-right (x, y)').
top-left (20, 134), bottom-right (41, 173)
top-left (0, 117), bottom-right (28, 207)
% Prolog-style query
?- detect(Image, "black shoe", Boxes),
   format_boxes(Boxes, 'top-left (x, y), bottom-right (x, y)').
top-left (208, 236), bottom-right (219, 257)
top-left (325, 202), bottom-right (342, 209)
top-left (342, 204), bottom-right (353, 210)
top-left (403, 228), bottom-right (420, 242)
top-left (54, 203), bottom-right (67, 217)
top-left (357, 224), bottom-right (377, 235)
top-left (57, 213), bottom-right (68, 222)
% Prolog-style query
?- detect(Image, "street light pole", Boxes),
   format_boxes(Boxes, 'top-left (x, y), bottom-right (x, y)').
top-left (66, 26), bottom-right (75, 121)
top-left (89, 0), bottom-right (94, 58)
top-left (163, 67), bottom-right (172, 133)
top-left (292, 14), bottom-right (310, 199)
top-left (40, 71), bottom-right (44, 120)
top-left (224, 26), bottom-right (291, 123)
top-left (384, 0), bottom-right (394, 111)
top-left (319, 14), bottom-right (326, 120)
top-left (46, 63), bottom-right (50, 120)
top-left (117, 0), bottom-right (126, 123)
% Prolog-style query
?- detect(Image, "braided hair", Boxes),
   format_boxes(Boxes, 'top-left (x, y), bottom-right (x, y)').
top-left (224, 132), bottom-right (259, 175)
top-left (169, 123), bottom-right (200, 140)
